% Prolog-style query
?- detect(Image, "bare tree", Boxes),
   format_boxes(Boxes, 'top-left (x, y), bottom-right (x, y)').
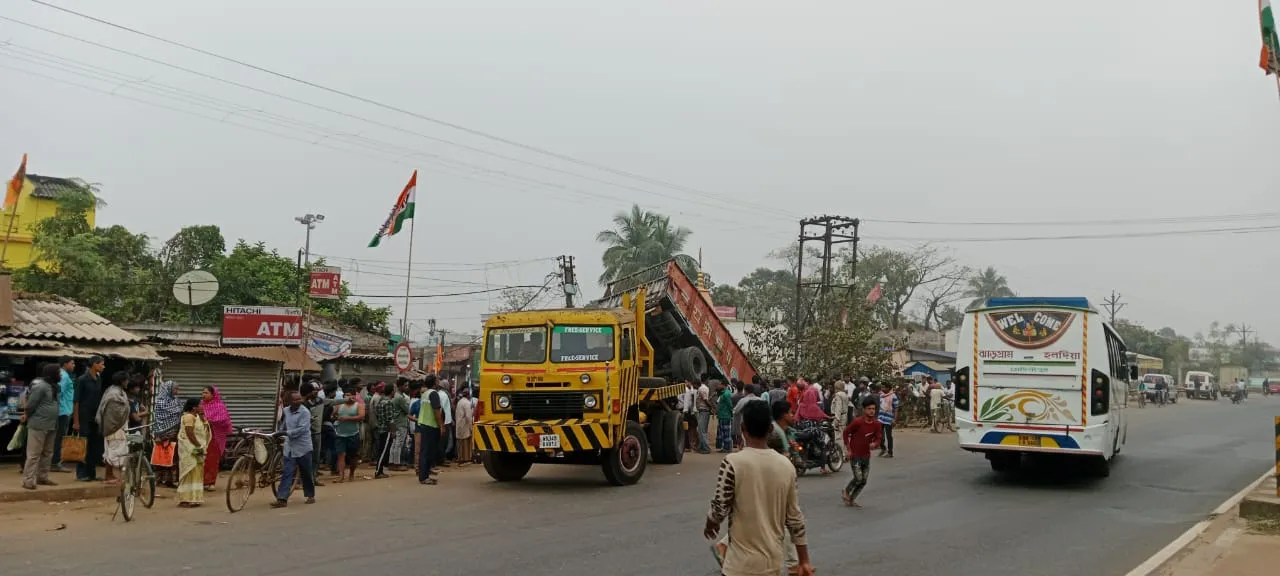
top-left (921, 265), bottom-right (971, 330)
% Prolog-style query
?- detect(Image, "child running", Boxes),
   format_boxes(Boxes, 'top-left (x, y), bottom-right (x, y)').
top-left (841, 398), bottom-right (882, 508)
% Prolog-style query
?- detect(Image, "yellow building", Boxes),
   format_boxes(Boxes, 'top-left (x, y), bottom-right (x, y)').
top-left (1, 174), bottom-right (98, 269)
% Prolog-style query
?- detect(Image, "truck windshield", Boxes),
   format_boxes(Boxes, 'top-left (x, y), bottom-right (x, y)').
top-left (485, 327), bottom-right (546, 363)
top-left (551, 325), bottom-right (615, 363)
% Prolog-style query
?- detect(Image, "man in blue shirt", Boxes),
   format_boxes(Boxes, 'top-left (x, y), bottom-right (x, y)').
top-left (51, 356), bottom-right (76, 472)
top-left (272, 391), bottom-right (316, 508)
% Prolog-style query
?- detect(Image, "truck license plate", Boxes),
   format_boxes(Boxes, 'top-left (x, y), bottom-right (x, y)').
top-left (527, 433), bottom-right (560, 450)
top-left (1017, 435), bottom-right (1040, 447)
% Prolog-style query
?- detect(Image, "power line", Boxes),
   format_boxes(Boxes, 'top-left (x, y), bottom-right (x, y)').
top-left (0, 41), bottom-right (789, 235)
top-left (864, 212), bottom-right (1280, 227)
top-left (18, 3), bottom-right (799, 221)
top-left (865, 224), bottom-right (1280, 243)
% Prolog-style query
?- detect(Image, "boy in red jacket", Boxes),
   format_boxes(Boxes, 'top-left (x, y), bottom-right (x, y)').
top-left (841, 398), bottom-right (882, 507)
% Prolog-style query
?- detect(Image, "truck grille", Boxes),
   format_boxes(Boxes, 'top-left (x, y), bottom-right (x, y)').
top-left (511, 391), bottom-right (585, 421)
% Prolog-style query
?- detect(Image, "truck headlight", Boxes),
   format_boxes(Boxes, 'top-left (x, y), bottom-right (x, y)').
top-left (501, 374), bottom-right (512, 385)
top-left (496, 395), bottom-right (511, 409)
top-left (579, 373), bottom-right (591, 384)
top-left (584, 395), bottom-right (599, 409)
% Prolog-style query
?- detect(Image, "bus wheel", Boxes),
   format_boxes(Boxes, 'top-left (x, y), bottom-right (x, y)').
top-left (482, 452), bottom-right (534, 482)
top-left (988, 453), bottom-right (1019, 473)
top-left (602, 421), bottom-right (649, 486)
top-left (1090, 456), bottom-right (1112, 478)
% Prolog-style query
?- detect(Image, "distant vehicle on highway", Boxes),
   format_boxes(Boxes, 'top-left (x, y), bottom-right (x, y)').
top-left (1140, 374), bottom-right (1176, 404)
top-left (954, 297), bottom-right (1132, 478)
top-left (1184, 371), bottom-right (1218, 400)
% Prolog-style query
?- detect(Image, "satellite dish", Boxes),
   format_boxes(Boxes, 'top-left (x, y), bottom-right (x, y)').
top-left (173, 270), bottom-right (219, 306)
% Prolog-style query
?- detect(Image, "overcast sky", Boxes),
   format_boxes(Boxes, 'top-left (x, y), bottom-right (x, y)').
top-left (2, 1), bottom-right (1277, 342)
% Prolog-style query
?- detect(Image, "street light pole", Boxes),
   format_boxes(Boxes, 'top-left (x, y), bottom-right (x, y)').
top-left (294, 213), bottom-right (325, 267)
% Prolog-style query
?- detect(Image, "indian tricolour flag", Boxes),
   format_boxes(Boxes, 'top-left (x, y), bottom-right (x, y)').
top-left (1262, 0), bottom-right (1280, 75)
top-left (368, 170), bottom-right (417, 248)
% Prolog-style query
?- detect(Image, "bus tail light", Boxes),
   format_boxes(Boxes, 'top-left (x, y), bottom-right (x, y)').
top-left (1090, 369), bottom-right (1110, 415)
top-left (952, 367), bottom-right (970, 412)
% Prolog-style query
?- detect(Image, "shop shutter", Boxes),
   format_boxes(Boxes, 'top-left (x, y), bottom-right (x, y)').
top-left (157, 354), bottom-right (282, 431)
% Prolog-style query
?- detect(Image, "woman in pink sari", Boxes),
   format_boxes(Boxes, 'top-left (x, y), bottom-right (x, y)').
top-left (200, 386), bottom-right (233, 490)
top-left (795, 380), bottom-right (828, 422)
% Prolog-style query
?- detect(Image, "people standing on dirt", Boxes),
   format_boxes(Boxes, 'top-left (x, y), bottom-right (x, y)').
top-left (928, 378), bottom-right (946, 432)
top-left (301, 382), bottom-right (327, 485)
top-left (177, 398), bottom-right (208, 508)
top-left (830, 383), bottom-right (850, 436)
top-left (201, 386), bottom-right (233, 491)
top-left (877, 384), bottom-right (898, 458)
top-left (152, 381), bottom-right (183, 488)
top-left (454, 387), bottom-right (474, 466)
top-left (714, 380), bottom-right (734, 453)
top-left (417, 375), bottom-right (445, 486)
top-left (72, 355), bottom-right (105, 482)
top-left (333, 388), bottom-right (363, 483)
top-left (705, 401), bottom-right (813, 576)
top-left (696, 376), bottom-right (713, 454)
top-left (388, 377), bottom-right (411, 471)
top-left (373, 383), bottom-right (399, 479)
top-left (842, 398), bottom-right (883, 508)
top-left (51, 356), bottom-right (75, 473)
top-left (272, 391), bottom-right (316, 508)
top-left (20, 363), bottom-right (62, 490)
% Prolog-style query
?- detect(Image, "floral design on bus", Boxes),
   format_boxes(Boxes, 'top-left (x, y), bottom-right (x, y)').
top-left (978, 389), bottom-right (1077, 423)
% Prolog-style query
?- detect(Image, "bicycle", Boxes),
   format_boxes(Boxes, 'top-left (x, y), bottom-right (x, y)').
top-left (115, 424), bottom-right (156, 522)
top-left (224, 427), bottom-right (291, 513)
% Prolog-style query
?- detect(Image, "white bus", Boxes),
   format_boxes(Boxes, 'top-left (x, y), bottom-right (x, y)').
top-left (953, 297), bottom-right (1136, 477)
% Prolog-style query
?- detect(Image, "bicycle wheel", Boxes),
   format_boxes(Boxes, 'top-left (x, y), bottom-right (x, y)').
top-left (267, 451), bottom-right (296, 500)
top-left (225, 455), bottom-right (254, 513)
top-left (119, 458), bottom-right (136, 522)
top-left (138, 456), bottom-right (156, 509)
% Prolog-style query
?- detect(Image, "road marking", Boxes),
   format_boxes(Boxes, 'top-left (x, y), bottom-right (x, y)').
top-left (1123, 468), bottom-right (1275, 576)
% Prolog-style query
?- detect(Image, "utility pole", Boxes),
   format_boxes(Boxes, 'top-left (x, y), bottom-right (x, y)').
top-left (794, 216), bottom-right (860, 354)
top-left (557, 255), bottom-right (579, 308)
top-left (1101, 290), bottom-right (1126, 324)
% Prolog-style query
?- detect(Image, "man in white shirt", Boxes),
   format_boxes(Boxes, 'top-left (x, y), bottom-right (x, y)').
top-left (695, 378), bottom-right (712, 454)
top-left (438, 385), bottom-right (454, 465)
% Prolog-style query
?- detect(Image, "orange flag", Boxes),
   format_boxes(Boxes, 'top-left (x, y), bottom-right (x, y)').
top-left (5, 154), bottom-right (27, 212)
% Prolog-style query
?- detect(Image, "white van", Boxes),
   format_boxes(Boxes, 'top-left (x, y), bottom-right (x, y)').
top-left (953, 297), bottom-right (1134, 477)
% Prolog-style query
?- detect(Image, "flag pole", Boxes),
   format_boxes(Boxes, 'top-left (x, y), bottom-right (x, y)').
top-left (402, 213), bottom-right (415, 342)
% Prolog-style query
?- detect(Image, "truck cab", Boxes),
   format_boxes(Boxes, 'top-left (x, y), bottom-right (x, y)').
top-left (473, 290), bottom-right (688, 486)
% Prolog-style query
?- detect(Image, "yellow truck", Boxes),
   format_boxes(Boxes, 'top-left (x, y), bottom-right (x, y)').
top-left (472, 260), bottom-right (757, 485)
top-left (472, 288), bottom-right (688, 485)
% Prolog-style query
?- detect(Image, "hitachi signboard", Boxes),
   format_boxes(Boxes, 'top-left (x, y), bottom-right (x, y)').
top-left (222, 305), bottom-right (304, 346)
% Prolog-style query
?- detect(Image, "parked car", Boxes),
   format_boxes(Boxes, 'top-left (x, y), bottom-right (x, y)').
top-left (1140, 374), bottom-right (1176, 404)
top-left (1184, 371), bottom-right (1218, 400)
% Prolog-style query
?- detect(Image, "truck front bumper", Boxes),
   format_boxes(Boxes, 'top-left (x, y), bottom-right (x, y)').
top-left (474, 419), bottom-right (613, 453)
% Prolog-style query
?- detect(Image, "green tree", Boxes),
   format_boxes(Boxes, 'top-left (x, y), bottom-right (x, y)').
top-left (965, 266), bottom-right (1015, 300)
top-left (745, 293), bottom-right (898, 381)
top-left (849, 245), bottom-right (956, 330)
top-left (595, 204), bottom-right (696, 285)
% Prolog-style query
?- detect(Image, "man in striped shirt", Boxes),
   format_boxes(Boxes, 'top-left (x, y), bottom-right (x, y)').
top-left (705, 401), bottom-right (813, 576)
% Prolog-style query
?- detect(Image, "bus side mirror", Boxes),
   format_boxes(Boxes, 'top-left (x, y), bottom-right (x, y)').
top-left (1128, 365), bottom-right (1139, 381)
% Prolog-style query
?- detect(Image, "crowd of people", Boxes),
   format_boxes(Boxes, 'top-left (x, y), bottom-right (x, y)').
top-left (699, 372), bottom-right (958, 576)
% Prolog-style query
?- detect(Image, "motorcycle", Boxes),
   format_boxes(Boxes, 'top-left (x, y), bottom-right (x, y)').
top-left (789, 418), bottom-right (844, 476)
top-left (1231, 388), bottom-right (1244, 404)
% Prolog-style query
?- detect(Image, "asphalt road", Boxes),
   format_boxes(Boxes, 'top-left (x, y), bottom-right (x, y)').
top-left (1, 396), bottom-right (1276, 576)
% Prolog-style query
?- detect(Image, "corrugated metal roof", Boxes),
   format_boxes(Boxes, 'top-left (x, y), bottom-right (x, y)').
top-left (0, 342), bottom-right (164, 361)
top-left (4, 293), bottom-right (145, 343)
top-left (343, 353), bottom-right (392, 362)
top-left (156, 344), bottom-right (320, 372)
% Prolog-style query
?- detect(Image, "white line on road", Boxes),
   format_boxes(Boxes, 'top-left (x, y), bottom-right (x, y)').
top-left (1123, 468), bottom-right (1275, 576)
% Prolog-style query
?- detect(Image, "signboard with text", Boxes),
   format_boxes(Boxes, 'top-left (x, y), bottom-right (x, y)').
top-left (222, 305), bottom-right (304, 346)
top-left (309, 266), bottom-right (341, 300)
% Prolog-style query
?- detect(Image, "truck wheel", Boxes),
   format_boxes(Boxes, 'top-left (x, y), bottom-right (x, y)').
top-left (652, 310), bottom-right (683, 341)
top-left (602, 421), bottom-right (649, 486)
top-left (673, 347), bottom-right (708, 382)
top-left (647, 410), bottom-right (668, 463)
top-left (482, 452), bottom-right (534, 482)
top-left (651, 409), bottom-right (685, 465)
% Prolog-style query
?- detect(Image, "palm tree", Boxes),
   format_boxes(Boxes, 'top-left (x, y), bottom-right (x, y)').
top-left (596, 204), bottom-right (696, 285)
top-left (965, 266), bottom-right (1015, 299)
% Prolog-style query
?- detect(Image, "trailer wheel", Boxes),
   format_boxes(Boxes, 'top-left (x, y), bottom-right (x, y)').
top-left (672, 347), bottom-right (708, 382)
top-left (602, 421), bottom-right (649, 486)
top-left (482, 452), bottom-right (534, 482)
top-left (650, 409), bottom-right (685, 465)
